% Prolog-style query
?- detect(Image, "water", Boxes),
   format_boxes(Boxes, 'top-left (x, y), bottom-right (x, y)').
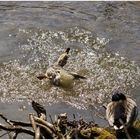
top-left (0, 1), bottom-right (140, 130)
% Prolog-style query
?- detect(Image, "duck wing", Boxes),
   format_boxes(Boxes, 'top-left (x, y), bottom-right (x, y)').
top-left (106, 101), bottom-right (127, 130)
top-left (126, 98), bottom-right (138, 126)
top-left (69, 72), bottom-right (86, 80)
top-left (106, 102), bottom-right (115, 127)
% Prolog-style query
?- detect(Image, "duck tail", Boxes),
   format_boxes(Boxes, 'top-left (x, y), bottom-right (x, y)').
top-left (116, 129), bottom-right (126, 139)
top-left (70, 73), bottom-right (86, 80)
top-left (115, 124), bottom-right (131, 139)
top-left (113, 117), bottom-right (126, 130)
top-left (37, 74), bottom-right (47, 80)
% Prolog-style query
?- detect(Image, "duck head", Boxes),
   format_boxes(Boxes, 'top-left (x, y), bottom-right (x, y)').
top-left (112, 92), bottom-right (126, 102)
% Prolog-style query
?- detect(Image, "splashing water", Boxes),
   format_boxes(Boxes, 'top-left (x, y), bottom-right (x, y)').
top-left (0, 27), bottom-right (140, 110)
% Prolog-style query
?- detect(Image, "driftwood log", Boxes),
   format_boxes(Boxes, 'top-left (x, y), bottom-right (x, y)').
top-left (0, 101), bottom-right (139, 139)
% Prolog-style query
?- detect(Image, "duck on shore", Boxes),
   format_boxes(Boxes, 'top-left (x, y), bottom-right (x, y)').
top-left (37, 48), bottom-right (86, 87)
top-left (106, 92), bottom-right (138, 130)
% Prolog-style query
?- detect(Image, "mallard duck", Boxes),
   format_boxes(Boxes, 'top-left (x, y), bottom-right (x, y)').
top-left (106, 92), bottom-right (138, 130)
top-left (37, 66), bottom-right (86, 87)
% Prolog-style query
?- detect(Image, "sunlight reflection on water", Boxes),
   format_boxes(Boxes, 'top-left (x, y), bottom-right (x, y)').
top-left (0, 27), bottom-right (140, 111)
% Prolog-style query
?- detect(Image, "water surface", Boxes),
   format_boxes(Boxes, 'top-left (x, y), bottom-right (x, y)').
top-left (0, 1), bottom-right (140, 129)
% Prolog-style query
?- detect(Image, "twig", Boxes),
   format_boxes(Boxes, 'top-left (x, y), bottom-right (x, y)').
top-left (29, 114), bottom-right (37, 132)
top-left (73, 114), bottom-right (76, 120)
top-left (10, 120), bottom-right (31, 127)
top-left (0, 113), bottom-right (17, 139)
top-left (35, 122), bottom-right (54, 136)
top-left (49, 114), bottom-right (54, 124)
top-left (34, 116), bottom-right (55, 133)
top-left (0, 113), bottom-right (31, 127)
top-left (0, 123), bottom-right (34, 136)
top-left (103, 105), bottom-right (107, 110)
top-left (0, 131), bottom-right (10, 138)
top-left (29, 114), bottom-right (37, 139)
top-left (49, 114), bottom-right (58, 134)
top-left (35, 127), bottom-right (41, 139)
top-left (35, 116), bottom-right (64, 139)
top-left (8, 132), bottom-right (18, 139)
top-left (34, 115), bottom-right (59, 138)
top-left (29, 114), bottom-right (44, 139)
top-left (0, 113), bottom-right (12, 125)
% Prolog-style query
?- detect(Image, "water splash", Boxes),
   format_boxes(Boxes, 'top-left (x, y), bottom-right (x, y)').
top-left (0, 27), bottom-right (140, 110)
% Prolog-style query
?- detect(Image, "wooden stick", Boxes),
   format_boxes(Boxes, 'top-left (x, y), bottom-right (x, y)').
top-left (29, 114), bottom-right (37, 132)
top-left (49, 114), bottom-right (54, 124)
top-left (0, 113), bottom-right (12, 125)
top-left (0, 123), bottom-right (34, 136)
top-left (35, 122), bottom-right (54, 136)
top-left (34, 116), bottom-right (55, 133)
top-left (29, 114), bottom-right (42, 139)
top-left (34, 116), bottom-right (64, 138)
top-left (0, 131), bottom-right (10, 138)
top-left (10, 120), bottom-right (31, 127)
top-left (0, 113), bottom-right (31, 127)
top-left (8, 132), bottom-right (18, 139)
top-left (0, 113), bottom-right (17, 139)
top-left (35, 127), bottom-right (41, 139)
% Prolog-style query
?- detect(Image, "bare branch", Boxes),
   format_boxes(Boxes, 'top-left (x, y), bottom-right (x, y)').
top-left (0, 123), bottom-right (34, 136)
top-left (34, 116), bottom-right (55, 133)
top-left (0, 113), bottom-right (31, 127)
top-left (29, 114), bottom-right (36, 132)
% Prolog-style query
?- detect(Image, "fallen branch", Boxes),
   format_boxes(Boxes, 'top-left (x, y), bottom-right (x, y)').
top-left (0, 123), bottom-right (34, 136)
top-left (0, 101), bottom-right (139, 139)
top-left (0, 113), bottom-right (31, 127)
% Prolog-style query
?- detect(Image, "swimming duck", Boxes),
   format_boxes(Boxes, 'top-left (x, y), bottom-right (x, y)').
top-left (106, 92), bottom-right (138, 130)
top-left (37, 66), bottom-right (86, 87)
top-left (37, 48), bottom-right (86, 87)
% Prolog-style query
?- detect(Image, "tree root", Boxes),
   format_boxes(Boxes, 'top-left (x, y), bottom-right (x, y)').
top-left (0, 101), bottom-right (139, 139)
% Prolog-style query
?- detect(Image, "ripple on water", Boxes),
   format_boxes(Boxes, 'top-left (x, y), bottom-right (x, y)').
top-left (0, 26), bottom-right (140, 110)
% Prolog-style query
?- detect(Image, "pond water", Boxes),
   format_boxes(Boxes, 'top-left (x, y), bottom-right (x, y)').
top-left (0, 1), bottom-right (140, 132)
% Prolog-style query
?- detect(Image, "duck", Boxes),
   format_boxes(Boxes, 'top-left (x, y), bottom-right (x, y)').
top-left (37, 48), bottom-right (86, 87)
top-left (55, 48), bottom-right (70, 67)
top-left (106, 92), bottom-right (138, 130)
top-left (37, 66), bottom-right (86, 87)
